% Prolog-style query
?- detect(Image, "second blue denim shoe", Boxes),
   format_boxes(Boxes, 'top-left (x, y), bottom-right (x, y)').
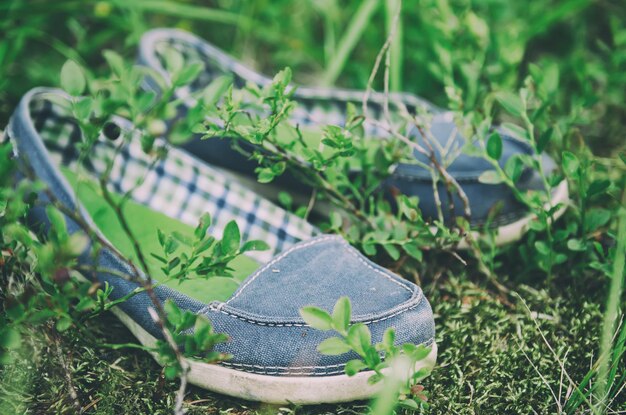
top-left (138, 28), bottom-right (569, 247)
top-left (5, 88), bottom-right (436, 404)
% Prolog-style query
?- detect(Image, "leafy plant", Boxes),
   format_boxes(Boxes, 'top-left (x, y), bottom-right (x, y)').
top-left (153, 215), bottom-right (269, 282)
top-left (300, 297), bottom-right (433, 411)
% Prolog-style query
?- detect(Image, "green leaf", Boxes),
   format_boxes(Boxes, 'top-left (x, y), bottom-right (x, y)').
top-left (528, 219), bottom-right (546, 231)
top-left (554, 253), bottom-right (568, 265)
top-left (0, 328), bottom-right (21, 350)
top-left (364, 346), bottom-right (381, 367)
top-left (495, 91), bottom-right (524, 117)
top-left (332, 296), bottom-right (351, 334)
top-left (55, 316), bottom-right (73, 332)
top-left (344, 359), bottom-right (368, 376)
top-left (382, 327), bottom-right (396, 349)
top-left (103, 49), bottom-right (125, 76)
top-left (403, 243), bottom-right (423, 262)
top-left (505, 154), bottom-right (525, 183)
top-left (136, 91), bottom-right (157, 112)
top-left (164, 300), bottom-right (182, 326)
top-left (164, 236), bottom-right (180, 255)
top-left (194, 212), bottom-right (212, 239)
top-left (585, 209), bottom-right (611, 233)
top-left (0, 352), bottom-right (15, 365)
top-left (398, 398), bottom-right (419, 409)
top-left (272, 67), bottom-right (292, 87)
top-left (60, 60), bottom-right (86, 96)
top-left (502, 122), bottom-right (529, 141)
top-left (256, 169), bottom-right (276, 183)
top-left (202, 75), bottom-right (234, 107)
top-left (346, 323), bottom-right (372, 356)
top-left (300, 306), bottom-right (333, 330)
top-left (241, 240), bottom-right (270, 252)
top-left (157, 229), bottom-right (166, 247)
top-left (567, 239), bottom-right (587, 252)
top-left (587, 180), bottom-right (611, 198)
top-left (164, 365), bottom-right (179, 380)
top-left (177, 311), bottom-right (196, 332)
top-left (561, 151), bottom-right (580, 177)
top-left (277, 191), bottom-right (293, 209)
top-left (487, 133), bottom-right (503, 160)
top-left (330, 211), bottom-right (343, 229)
top-left (174, 62), bottom-right (204, 86)
top-left (172, 231), bottom-right (193, 246)
top-left (74, 97), bottom-right (93, 120)
top-left (221, 221), bottom-right (241, 255)
top-left (75, 297), bottom-right (95, 312)
top-left (367, 372), bottom-right (383, 385)
top-left (382, 243), bottom-right (400, 261)
top-left (537, 127), bottom-right (553, 153)
top-left (46, 206), bottom-right (68, 242)
top-left (162, 47), bottom-right (184, 74)
top-left (478, 170), bottom-right (504, 184)
top-left (411, 344), bottom-right (433, 360)
top-left (361, 241), bottom-right (376, 256)
top-left (534, 240), bottom-right (551, 256)
top-left (317, 337), bottom-right (352, 355)
top-left (194, 317), bottom-right (214, 350)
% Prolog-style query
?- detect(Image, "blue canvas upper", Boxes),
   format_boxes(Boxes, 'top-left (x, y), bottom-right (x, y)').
top-left (6, 88), bottom-right (434, 376)
top-left (138, 28), bottom-right (558, 227)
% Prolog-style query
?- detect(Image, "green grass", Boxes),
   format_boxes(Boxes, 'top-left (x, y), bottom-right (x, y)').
top-left (0, 274), bottom-right (614, 414)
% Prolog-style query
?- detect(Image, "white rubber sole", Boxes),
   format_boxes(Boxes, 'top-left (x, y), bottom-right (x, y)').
top-left (109, 306), bottom-right (437, 404)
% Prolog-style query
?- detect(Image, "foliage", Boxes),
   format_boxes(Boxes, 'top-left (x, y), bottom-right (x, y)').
top-left (300, 297), bottom-right (433, 412)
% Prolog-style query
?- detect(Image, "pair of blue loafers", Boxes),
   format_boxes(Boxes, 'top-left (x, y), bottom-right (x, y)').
top-left (5, 29), bottom-right (568, 404)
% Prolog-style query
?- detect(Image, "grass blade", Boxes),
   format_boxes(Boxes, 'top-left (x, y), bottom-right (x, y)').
top-left (595, 191), bottom-right (626, 409)
top-left (320, 0), bottom-right (380, 86)
top-left (384, 0), bottom-right (403, 91)
top-left (115, 0), bottom-right (253, 28)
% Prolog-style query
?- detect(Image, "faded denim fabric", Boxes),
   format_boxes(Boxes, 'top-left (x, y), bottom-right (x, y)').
top-left (7, 87), bottom-right (435, 377)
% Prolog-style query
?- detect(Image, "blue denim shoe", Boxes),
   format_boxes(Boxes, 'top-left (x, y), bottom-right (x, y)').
top-left (138, 28), bottom-right (569, 247)
top-left (5, 88), bottom-right (436, 404)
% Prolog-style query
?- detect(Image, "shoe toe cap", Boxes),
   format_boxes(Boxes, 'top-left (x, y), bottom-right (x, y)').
top-left (205, 235), bottom-right (435, 376)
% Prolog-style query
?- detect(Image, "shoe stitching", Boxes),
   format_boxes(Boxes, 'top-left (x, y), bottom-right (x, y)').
top-left (217, 338), bottom-right (435, 376)
top-left (226, 235), bottom-right (339, 304)
top-left (227, 234), bottom-right (413, 307)
top-left (339, 239), bottom-right (412, 293)
top-left (207, 293), bottom-right (423, 327)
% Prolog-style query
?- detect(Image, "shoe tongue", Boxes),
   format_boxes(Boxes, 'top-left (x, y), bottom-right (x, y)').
top-left (224, 235), bottom-right (415, 320)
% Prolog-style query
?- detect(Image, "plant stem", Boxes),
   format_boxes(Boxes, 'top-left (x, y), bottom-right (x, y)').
top-left (595, 189), bottom-right (626, 409)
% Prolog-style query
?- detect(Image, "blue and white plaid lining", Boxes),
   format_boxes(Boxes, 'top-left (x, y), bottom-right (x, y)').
top-left (30, 95), bottom-right (318, 263)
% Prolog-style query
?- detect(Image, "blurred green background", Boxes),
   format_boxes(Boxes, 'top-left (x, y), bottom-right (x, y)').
top-left (1, 0), bottom-right (625, 154)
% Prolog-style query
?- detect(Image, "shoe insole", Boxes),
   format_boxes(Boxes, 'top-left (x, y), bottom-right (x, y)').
top-left (61, 167), bottom-right (260, 303)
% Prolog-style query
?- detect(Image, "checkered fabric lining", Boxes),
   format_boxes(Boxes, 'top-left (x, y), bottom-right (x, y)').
top-left (30, 95), bottom-right (318, 263)
top-left (153, 37), bottom-right (436, 139)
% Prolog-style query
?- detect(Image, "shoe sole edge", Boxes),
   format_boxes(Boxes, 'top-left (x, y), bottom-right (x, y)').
top-left (109, 305), bottom-right (438, 404)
